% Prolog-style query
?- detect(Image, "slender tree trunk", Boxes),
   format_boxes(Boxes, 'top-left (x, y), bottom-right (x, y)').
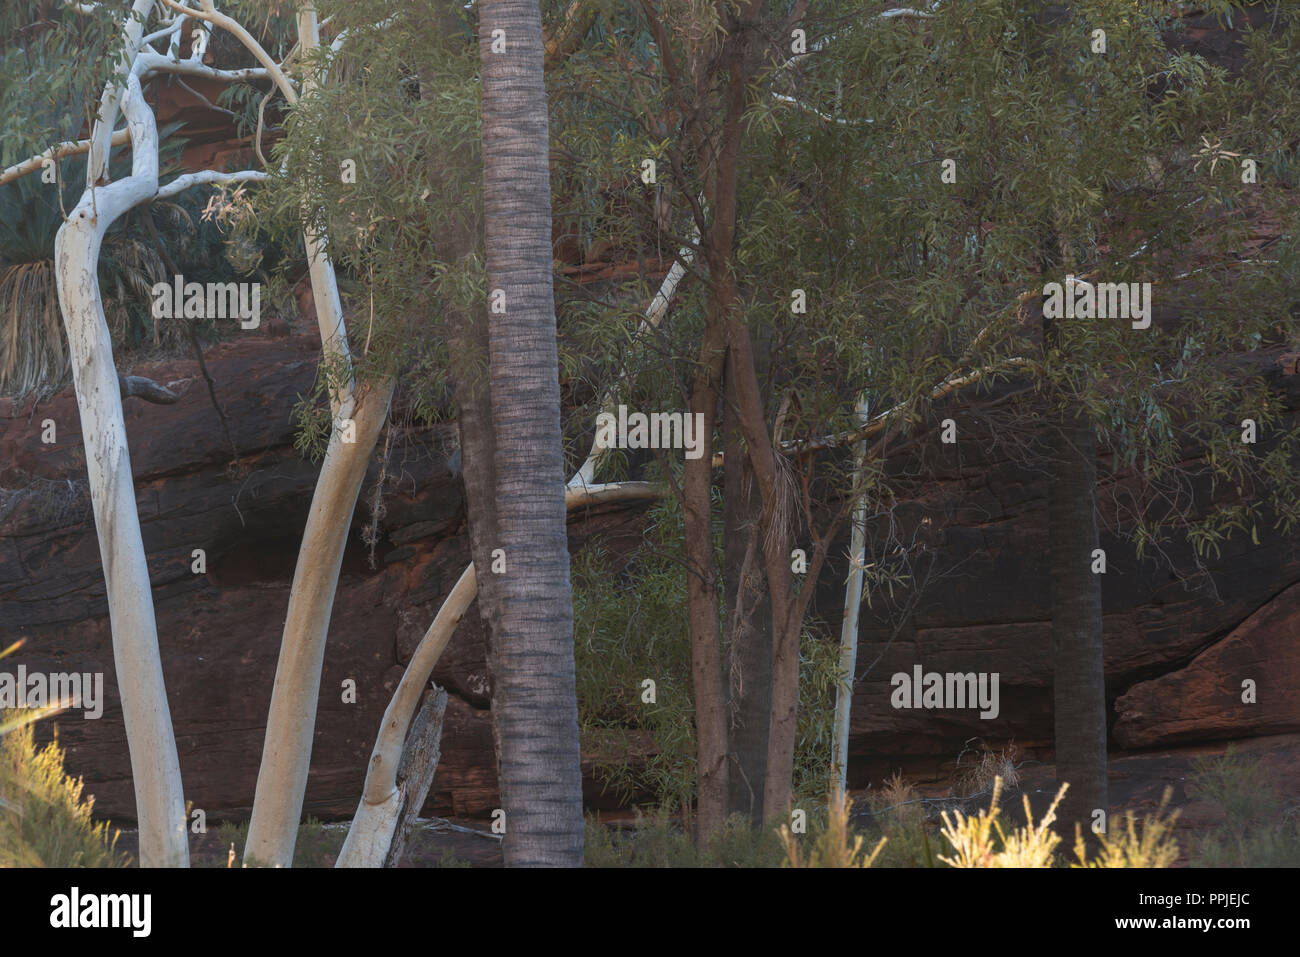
top-left (832, 393), bottom-right (871, 796)
top-left (55, 66), bottom-right (188, 869)
top-left (683, 321), bottom-right (729, 841)
top-left (244, 380), bottom-right (394, 866)
top-left (683, 0), bottom-right (771, 836)
top-left (472, 0), bottom-right (584, 866)
top-left (724, 351), bottom-right (771, 824)
top-left (724, 322), bottom-right (797, 821)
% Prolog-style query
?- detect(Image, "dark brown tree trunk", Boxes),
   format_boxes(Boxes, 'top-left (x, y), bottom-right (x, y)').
top-left (1039, 218), bottom-right (1109, 839)
top-left (683, 320), bottom-right (729, 842)
top-left (1047, 414), bottom-right (1108, 836)
top-left (723, 350), bottom-right (772, 825)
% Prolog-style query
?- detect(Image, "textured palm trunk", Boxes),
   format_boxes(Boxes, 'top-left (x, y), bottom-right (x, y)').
top-left (473, 0), bottom-right (584, 866)
top-left (1039, 203), bottom-right (1108, 837)
top-left (1047, 414), bottom-right (1108, 835)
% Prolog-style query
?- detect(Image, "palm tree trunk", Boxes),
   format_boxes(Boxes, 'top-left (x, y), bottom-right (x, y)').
top-left (1047, 413), bottom-right (1108, 834)
top-left (473, 0), bottom-right (584, 867)
top-left (1039, 208), bottom-right (1108, 837)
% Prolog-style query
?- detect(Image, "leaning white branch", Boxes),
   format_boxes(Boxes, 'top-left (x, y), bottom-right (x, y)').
top-left (336, 481), bottom-right (663, 868)
top-left (0, 130), bottom-right (129, 188)
top-left (87, 0), bottom-right (157, 185)
top-left (567, 242), bottom-right (697, 492)
top-left (154, 169), bottom-right (269, 200)
top-left (137, 49), bottom-right (273, 83)
top-left (244, 0), bottom-right (362, 871)
top-left (159, 0), bottom-right (299, 104)
top-left (878, 7), bottom-right (936, 18)
top-left (784, 357), bottom-right (1034, 456)
top-left (771, 92), bottom-right (864, 125)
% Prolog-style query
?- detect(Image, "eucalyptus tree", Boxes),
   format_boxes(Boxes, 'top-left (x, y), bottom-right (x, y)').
top-left (3, 0), bottom-right (398, 866)
top-left (815, 0), bottom-right (1300, 836)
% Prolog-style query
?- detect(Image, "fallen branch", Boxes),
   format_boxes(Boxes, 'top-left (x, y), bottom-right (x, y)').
top-left (117, 372), bottom-right (179, 404)
top-left (381, 686), bottom-right (449, 867)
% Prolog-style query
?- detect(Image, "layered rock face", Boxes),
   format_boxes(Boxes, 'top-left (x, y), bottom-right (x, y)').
top-left (838, 355), bottom-right (1300, 787)
top-left (3, 328), bottom-right (1297, 823)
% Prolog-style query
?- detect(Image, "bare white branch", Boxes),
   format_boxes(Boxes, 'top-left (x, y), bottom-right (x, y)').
top-left (154, 169), bottom-right (269, 200)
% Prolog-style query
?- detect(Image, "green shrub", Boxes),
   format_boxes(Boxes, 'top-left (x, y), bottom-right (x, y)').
top-left (0, 712), bottom-right (127, 867)
top-left (571, 501), bottom-right (840, 814)
top-left (1189, 747), bottom-right (1300, 867)
top-left (860, 771), bottom-right (939, 868)
top-left (781, 789), bottom-right (886, 868)
top-left (214, 816), bottom-right (347, 868)
top-left (585, 809), bottom-right (785, 868)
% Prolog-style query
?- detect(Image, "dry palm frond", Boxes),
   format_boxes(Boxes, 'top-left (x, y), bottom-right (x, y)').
top-left (0, 259), bottom-right (67, 399)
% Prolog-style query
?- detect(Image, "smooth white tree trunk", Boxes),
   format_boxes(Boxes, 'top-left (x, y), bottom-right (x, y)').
top-left (54, 70), bottom-right (189, 869)
top-left (831, 393), bottom-right (870, 796)
top-left (243, 380), bottom-right (393, 867)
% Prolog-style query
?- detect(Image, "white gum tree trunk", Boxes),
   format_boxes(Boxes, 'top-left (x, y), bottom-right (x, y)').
top-left (831, 393), bottom-right (870, 797)
top-left (244, 380), bottom-right (393, 866)
top-left (54, 65), bottom-right (189, 868)
top-left (234, 1), bottom-right (394, 867)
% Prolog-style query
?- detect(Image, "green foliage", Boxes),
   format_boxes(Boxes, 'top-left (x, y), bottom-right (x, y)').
top-left (0, 3), bottom-right (126, 169)
top-left (214, 816), bottom-right (346, 868)
top-left (0, 713), bottom-right (128, 868)
top-left (584, 809), bottom-right (785, 868)
top-left (261, 0), bottom-right (480, 416)
top-left (571, 530), bottom-right (697, 813)
top-left (0, 126), bottom-right (269, 397)
top-left (572, 500), bottom-right (840, 812)
top-left (1188, 747), bottom-right (1300, 867)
